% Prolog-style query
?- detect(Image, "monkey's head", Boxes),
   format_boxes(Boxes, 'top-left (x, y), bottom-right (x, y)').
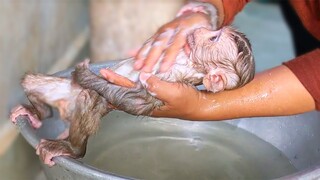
top-left (187, 26), bottom-right (255, 93)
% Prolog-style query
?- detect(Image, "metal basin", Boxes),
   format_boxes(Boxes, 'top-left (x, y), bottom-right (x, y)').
top-left (16, 61), bottom-right (320, 179)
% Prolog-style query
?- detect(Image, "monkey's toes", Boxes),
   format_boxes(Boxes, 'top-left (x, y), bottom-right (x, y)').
top-left (203, 74), bottom-right (224, 93)
top-left (36, 139), bottom-right (55, 166)
top-left (36, 139), bottom-right (72, 167)
top-left (10, 105), bottom-right (42, 128)
top-left (76, 58), bottom-right (90, 69)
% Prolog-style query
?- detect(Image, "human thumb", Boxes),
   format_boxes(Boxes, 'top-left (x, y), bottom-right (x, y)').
top-left (139, 72), bottom-right (178, 102)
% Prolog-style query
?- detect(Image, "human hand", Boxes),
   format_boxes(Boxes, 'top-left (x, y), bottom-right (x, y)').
top-left (100, 68), bottom-right (135, 88)
top-left (100, 68), bottom-right (207, 120)
top-left (139, 72), bottom-right (208, 120)
top-left (134, 12), bottom-right (211, 73)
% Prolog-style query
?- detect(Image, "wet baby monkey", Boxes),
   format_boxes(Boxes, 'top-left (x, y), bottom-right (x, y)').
top-left (10, 26), bottom-right (255, 166)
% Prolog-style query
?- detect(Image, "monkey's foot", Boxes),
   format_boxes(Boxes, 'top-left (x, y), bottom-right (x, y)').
top-left (36, 139), bottom-right (84, 167)
top-left (76, 58), bottom-right (90, 69)
top-left (10, 105), bottom-right (42, 128)
top-left (203, 73), bottom-right (225, 93)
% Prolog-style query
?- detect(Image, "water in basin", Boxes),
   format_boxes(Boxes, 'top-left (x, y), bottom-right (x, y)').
top-left (83, 111), bottom-right (296, 179)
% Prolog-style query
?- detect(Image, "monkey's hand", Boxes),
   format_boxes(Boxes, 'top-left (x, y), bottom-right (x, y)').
top-left (10, 105), bottom-right (42, 129)
top-left (134, 12), bottom-right (211, 73)
top-left (36, 139), bottom-right (85, 167)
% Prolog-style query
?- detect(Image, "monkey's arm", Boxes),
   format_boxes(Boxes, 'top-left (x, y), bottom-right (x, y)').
top-left (10, 74), bottom-right (75, 129)
top-left (141, 65), bottom-right (315, 120)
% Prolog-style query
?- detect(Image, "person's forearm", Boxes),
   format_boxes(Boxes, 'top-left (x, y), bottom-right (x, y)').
top-left (195, 65), bottom-right (315, 120)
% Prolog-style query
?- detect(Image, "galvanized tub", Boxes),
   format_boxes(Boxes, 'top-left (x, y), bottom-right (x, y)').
top-left (16, 61), bottom-right (320, 179)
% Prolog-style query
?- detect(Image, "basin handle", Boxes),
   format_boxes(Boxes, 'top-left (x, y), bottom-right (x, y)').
top-left (16, 116), bottom-right (40, 148)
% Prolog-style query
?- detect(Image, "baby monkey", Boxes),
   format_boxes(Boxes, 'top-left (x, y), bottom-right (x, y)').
top-left (10, 26), bottom-right (255, 166)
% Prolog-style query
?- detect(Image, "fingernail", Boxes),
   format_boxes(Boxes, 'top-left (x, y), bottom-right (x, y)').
top-left (99, 69), bottom-right (108, 78)
top-left (99, 69), bottom-right (106, 74)
top-left (134, 61), bottom-right (143, 70)
top-left (142, 67), bottom-right (152, 73)
top-left (160, 65), bottom-right (169, 73)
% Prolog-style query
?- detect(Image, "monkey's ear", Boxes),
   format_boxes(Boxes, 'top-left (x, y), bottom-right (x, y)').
top-left (202, 69), bottom-right (226, 93)
top-left (70, 71), bottom-right (81, 88)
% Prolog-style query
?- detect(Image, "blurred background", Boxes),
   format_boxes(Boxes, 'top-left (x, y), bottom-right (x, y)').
top-left (0, 0), bottom-right (314, 179)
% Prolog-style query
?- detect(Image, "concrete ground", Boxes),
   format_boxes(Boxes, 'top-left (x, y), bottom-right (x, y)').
top-left (0, 1), bottom-right (295, 180)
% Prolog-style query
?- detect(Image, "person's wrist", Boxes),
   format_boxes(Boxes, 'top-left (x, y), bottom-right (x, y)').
top-left (180, 90), bottom-right (207, 120)
top-left (176, 1), bottom-right (219, 29)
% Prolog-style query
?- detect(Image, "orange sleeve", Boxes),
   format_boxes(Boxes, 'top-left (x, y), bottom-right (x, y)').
top-left (221, 0), bottom-right (251, 26)
top-left (289, 0), bottom-right (320, 40)
top-left (202, 0), bottom-right (250, 27)
top-left (283, 49), bottom-right (320, 110)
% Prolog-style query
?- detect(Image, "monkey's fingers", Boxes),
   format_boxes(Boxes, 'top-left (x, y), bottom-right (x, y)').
top-left (10, 105), bottom-right (42, 128)
top-left (36, 139), bottom-right (55, 166)
top-left (43, 151), bottom-right (55, 167)
top-left (36, 139), bottom-right (73, 167)
top-left (10, 105), bottom-right (25, 124)
top-left (100, 69), bottom-right (136, 88)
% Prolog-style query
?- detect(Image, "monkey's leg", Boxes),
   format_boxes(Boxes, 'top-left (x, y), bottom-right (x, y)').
top-left (73, 60), bottom-right (162, 115)
top-left (36, 89), bottom-right (110, 166)
top-left (10, 93), bottom-right (52, 129)
top-left (11, 73), bottom-right (82, 132)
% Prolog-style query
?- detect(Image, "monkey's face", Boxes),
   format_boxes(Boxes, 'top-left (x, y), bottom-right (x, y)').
top-left (186, 27), bottom-right (241, 93)
top-left (187, 27), bottom-right (239, 68)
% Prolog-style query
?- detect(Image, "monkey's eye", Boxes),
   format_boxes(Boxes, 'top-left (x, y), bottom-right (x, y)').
top-left (209, 36), bottom-right (218, 42)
